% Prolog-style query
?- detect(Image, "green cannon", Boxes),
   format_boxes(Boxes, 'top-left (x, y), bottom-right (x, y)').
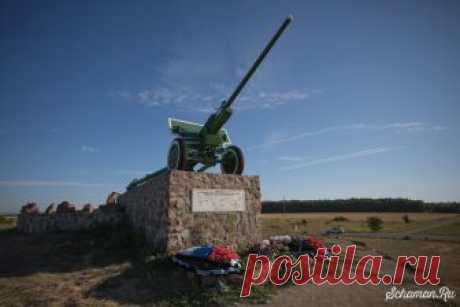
top-left (167, 16), bottom-right (292, 174)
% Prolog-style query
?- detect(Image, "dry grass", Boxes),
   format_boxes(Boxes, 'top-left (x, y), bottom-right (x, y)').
top-left (0, 215), bottom-right (16, 230)
top-left (2, 213), bottom-right (459, 306)
top-left (353, 237), bottom-right (460, 304)
top-left (262, 212), bottom-right (459, 221)
top-left (258, 212), bottom-right (460, 306)
top-left (0, 224), bottom-right (272, 307)
top-left (0, 224), bottom-right (136, 307)
top-left (260, 212), bottom-right (460, 237)
top-left (420, 221), bottom-right (460, 236)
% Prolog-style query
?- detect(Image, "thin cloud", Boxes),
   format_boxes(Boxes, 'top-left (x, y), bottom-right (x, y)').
top-left (81, 145), bottom-right (99, 153)
top-left (236, 90), bottom-right (311, 110)
top-left (382, 122), bottom-right (422, 129)
top-left (250, 122), bottom-right (447, 150)
top-left (277, 155), bottom-right (311, 162)
top-left (378, 122), bottom-right (447, 133)
top-left (406, 124), bottom-right (447, 133)
top-left (112, 48), bottom-right (320, 112)
top-left (280, 147), bottom-right (393, 171)
top-left (116, 87), bottom-right (313, 112)
top-left (248, 124), bottom-right (365, 150)
top-left (0, 180), bottom-right (107, 188)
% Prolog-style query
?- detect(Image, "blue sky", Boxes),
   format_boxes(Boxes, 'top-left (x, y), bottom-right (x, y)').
top-left (1, 0), bottom-right (459, 212)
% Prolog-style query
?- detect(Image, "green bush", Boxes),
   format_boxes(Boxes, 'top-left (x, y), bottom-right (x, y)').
top-left (367, 216), bottom-right (383, 232)
top-left (402, 214), bottom-right (411, 224)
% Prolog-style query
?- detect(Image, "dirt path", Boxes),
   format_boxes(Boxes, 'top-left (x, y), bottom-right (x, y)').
top-left (238, 252), bottom-right (445, 307)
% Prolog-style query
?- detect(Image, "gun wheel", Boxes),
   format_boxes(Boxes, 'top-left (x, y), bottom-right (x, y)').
top-left (167, 138), bottom-right (187, 170)
top-left (221, 145), bottom-right (244, 175)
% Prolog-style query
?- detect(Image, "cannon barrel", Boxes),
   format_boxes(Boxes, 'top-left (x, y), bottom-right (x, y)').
top-left (223, 15), bottom-right (293, 109)
top-left (201, 16), bottom-right (292, 136)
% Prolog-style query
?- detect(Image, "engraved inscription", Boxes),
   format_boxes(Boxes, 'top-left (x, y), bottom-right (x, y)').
top-left (192, 189), bottom-right (245, 212)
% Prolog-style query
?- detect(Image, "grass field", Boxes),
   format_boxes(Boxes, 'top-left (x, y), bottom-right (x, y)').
top-left (0, 218), bottom-right (272, 307)
top-left (259, 212), bottom-right (460, 307)
top-left (1, 212), bottom-right (459, 306)
top-left (419, 220), bottom-right (460, 236)
top-left (0, 215), bottom-right (16, 230)
top-left (260, 212), bottom-right (460, 237)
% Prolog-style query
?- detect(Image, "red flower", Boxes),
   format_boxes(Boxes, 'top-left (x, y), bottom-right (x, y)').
top-left (208, 244), bottom-right (240, 263)
top-left (306, 236), bottom-right (325, 250)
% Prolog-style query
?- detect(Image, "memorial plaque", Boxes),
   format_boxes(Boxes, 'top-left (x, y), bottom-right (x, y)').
top-left (192, 189), bottom-right (245, 212)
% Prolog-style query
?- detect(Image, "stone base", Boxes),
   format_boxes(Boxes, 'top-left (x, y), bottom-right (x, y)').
top-left (119, 170), bottom-right (261, 253)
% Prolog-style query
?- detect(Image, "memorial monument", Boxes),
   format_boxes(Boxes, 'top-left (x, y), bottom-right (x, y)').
top-left (166, 15), bottom-right (292, 175)
top-left (121, 16), bottom-right (293, 253)
top-left (119, 170), bottom-right (261, 253)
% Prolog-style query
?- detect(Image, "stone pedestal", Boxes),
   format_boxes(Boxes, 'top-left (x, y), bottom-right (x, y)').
top-left (119, 170), bottom-right (261, 253)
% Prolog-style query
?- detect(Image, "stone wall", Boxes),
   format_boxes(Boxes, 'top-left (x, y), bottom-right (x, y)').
top-left (119, 170), bottom-right (261, 253)
top-left (17, 201), bottom-right (124, 234)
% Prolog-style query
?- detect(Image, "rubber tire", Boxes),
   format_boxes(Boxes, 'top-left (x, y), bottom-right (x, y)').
top-left (221, 145), bottom-right (244, 175)
top-left (167, 138), bottom-right (187, 170)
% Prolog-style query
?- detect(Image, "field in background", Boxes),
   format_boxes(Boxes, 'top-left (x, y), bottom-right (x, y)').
top-left (261, 212), bottom-right (460, 237)
top-left (0, 215), bottom-right (16, 230)
top-left (1, 212), bottom-right (459, 306)
top-left (259, 212), bottom-right (460, 307)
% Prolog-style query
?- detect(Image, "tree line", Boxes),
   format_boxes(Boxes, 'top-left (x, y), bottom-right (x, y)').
top-left (262, 198), bottom-right (460, 213)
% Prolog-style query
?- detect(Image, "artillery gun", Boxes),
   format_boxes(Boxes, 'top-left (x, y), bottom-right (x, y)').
top-left (167, 16), bottom-right (292, 174)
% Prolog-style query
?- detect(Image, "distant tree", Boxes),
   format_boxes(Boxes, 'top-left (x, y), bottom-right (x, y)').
top-left (261, 198), bottom-right (460, 214)
top-left (402, 214), bottom-right (411, 224)
top-left (367, 217), bottom-right (383, 232)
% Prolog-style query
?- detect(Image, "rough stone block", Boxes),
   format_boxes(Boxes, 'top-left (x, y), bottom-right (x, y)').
top-left (119, 170), bottom-right (261, 253)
